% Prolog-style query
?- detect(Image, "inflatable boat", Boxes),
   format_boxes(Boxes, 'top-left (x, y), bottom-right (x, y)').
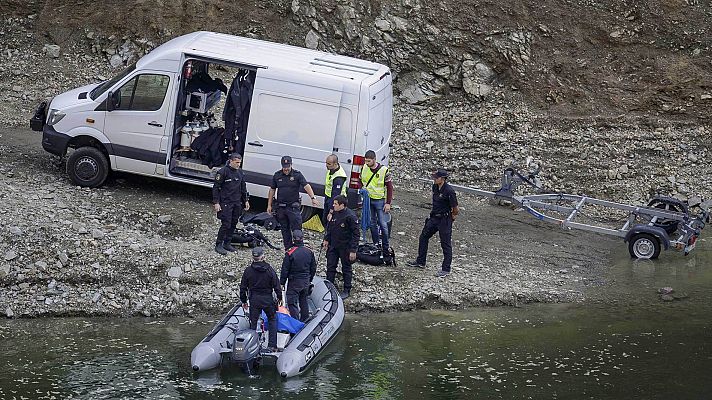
top-left (190, 276), bottom-right (344, 378)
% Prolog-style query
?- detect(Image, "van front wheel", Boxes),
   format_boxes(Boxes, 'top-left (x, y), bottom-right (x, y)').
top-left (66, 147), bottom-right (109, 188)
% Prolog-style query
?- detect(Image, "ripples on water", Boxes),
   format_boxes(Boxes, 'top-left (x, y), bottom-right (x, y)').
top-left (1, 243), bottom-right (711, 399)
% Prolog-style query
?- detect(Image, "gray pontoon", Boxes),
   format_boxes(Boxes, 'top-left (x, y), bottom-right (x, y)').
top-left (191, 276), bottom-right (344, 378)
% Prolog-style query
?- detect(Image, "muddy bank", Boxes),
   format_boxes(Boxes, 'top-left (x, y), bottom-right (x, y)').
top-left (0, 127), bottom-right (616, 318)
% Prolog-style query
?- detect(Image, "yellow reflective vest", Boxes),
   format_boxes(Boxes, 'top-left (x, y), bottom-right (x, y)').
top-left (360, 165), bottom-right (388, 199)
top-left (325, 165), bottom-right (348, 198)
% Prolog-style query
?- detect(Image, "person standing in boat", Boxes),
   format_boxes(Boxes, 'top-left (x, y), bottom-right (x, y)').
top-left (240, 247), bottom-right (282, 351)
top-left (280, 230), bottom-right (317, 321)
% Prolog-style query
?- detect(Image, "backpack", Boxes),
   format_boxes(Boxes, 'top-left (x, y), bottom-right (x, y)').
top-left (356, 243), bottom-right (396, 266)
top-left (241, 212), bottom-right (280, 231)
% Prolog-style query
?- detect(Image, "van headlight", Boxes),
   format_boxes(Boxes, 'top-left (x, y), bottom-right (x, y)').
top-left (47, 109), bottom-right (66, 126)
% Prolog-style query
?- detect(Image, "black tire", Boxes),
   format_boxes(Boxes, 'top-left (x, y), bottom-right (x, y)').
top-left (647, 198), bottom-right (684, 234)
top-left (66, 147), bottom-right (109, 188)
top-left (628, 233), bottom-right (661, 259)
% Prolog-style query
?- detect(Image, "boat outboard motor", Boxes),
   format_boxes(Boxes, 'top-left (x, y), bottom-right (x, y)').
top-left (230, 328), bottom-right (261, 374)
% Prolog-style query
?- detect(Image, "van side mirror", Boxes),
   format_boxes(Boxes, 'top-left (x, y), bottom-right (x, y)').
top-left (106, 91), bottom-right (120, 111)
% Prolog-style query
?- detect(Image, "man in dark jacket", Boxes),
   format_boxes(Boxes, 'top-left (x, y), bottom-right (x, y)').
top-left (213, 153), bottom-right (250, 255)
top-left (407, 169), bottom-right (460, 278)
top-left (240, 247), bottom-right (282, 351)
top-left (280, 230), bottom-right (317, 321)
top-left (322, 195), bottom-right (360, 300)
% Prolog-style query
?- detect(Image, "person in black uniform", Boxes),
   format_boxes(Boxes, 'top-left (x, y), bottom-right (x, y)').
top-left (407, 169), bottom-right (460, 277)
top-left (240, 246), bottom-right (282, 351)
top-left (213, 153), bottom-right (250, 255)
top-left (280, 230), bottom-right (317, 321)
top-left (267, 155), bottom-right (319, 249)
top-left (322, 195), bottom-right (360, 299)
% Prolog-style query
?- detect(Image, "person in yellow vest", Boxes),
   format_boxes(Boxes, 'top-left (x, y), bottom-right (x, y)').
top-left (323, 154), bottom-right (348, 222)
top-left (360, 150), bottom-right (393, 253)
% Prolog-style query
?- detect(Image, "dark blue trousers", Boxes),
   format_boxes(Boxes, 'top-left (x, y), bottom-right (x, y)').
top-left (216, 203), bottom-right (242, 245)
top-left (248, 294), bottom-right (277, 348)
top-left (326, 247), bottom-right (353, 291)
top-left (415, 216), bottom-right (453, 272)
top-left (286, 278), bottom-right (310, 322)
top-left (275, 204), bottom-right (302, 249)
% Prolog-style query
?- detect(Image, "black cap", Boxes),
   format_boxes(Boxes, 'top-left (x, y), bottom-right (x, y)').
top-left (432, 168), bottom-right (449, 178)
top-left (292, 230), bottom-right (304, 242)
top-left (251, 246), bottom-right (265, 258)
top-left (229, 153), bottom-right (242, 160)
top-left (281, 155), bottom-right (292, 167)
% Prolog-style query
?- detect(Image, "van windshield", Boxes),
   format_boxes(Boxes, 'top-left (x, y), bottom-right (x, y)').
top-left (89, 63), bottom-right (137, 100)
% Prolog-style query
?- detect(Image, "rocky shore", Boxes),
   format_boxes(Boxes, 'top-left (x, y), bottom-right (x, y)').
top-left (1, 126), bottom-right (619, 318)
top-left (1, 5), bottom-right (710, 318)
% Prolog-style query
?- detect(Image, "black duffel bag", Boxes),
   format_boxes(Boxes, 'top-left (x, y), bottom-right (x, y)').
top-left (356, 243), bottom-right (396, 266)
top-left (241, 212), bottom-right (280, 231)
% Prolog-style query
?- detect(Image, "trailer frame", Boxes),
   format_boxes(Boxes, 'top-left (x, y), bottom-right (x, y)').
top-left (438, 168), bottom-right (710, 259)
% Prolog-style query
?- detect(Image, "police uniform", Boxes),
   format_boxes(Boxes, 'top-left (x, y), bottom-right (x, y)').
top-left (323, 165), bottom-right (347, 221)
top-left (239, 248), bottom-right (282, 349)
top-left (280, 231), bottom-right (317, 321)
top-left (271, 166), bottom-right (308, 249)
top-left (414, 179), bottom-right (458, 272)
top-left (324, 207), bottom-right (360, 296)
top-left (213, 164), bottom-right (248, 248)
top-left (360, 164), bottom-right (391, 251)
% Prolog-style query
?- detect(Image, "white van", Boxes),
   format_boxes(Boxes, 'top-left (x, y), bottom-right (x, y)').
top-left (30, 31), bottom-right (393, 218)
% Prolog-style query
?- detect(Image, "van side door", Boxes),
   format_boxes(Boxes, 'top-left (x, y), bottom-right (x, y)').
top-left (103, 71), bottom-right (174, 174)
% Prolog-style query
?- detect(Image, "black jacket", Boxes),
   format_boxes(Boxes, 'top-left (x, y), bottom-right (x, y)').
top-left (324, 208), bottom-right (360, 252)
top-left (212, 165), bottom-right (248, 205)
top-left (239, 261), bottom-right (282, 303)
top-left (223, 71), bottom-right (255, 156)
top-left (280, 244), bottom-right (317, 285)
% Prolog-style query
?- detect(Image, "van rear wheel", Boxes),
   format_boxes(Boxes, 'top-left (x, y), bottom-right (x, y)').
top-left (300, 205), bottom-right (316, 221)
top-left (66, 147), bottom-right (109, 188)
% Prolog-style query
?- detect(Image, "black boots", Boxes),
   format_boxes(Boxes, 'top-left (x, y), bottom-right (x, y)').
top-left (215, 243), bottom-right (228, 255)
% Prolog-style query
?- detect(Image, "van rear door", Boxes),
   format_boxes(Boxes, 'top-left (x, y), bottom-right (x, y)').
top-left (243, 69), bottom-right (352, 197)
top-left (364, 74), bottom-right (393, 165)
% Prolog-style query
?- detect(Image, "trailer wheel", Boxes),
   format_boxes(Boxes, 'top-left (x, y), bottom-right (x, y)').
top-left (66, 147), bottom-right (109, 188)
top-left (647, 198), bottom-right (684, 234)
top-left (628, 233), bottom-right (661, 259)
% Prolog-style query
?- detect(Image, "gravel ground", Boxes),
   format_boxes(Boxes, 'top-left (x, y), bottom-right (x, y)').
top-left (0, 127), bottom-right (616, 318)
top-left (0, 9), bottom-right (709, 318)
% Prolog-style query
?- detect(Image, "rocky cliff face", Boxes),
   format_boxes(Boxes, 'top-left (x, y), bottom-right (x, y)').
top-left (1, 1), bottom-right (710, 201)
top-left (9, 0), bottom-right (711, 119)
